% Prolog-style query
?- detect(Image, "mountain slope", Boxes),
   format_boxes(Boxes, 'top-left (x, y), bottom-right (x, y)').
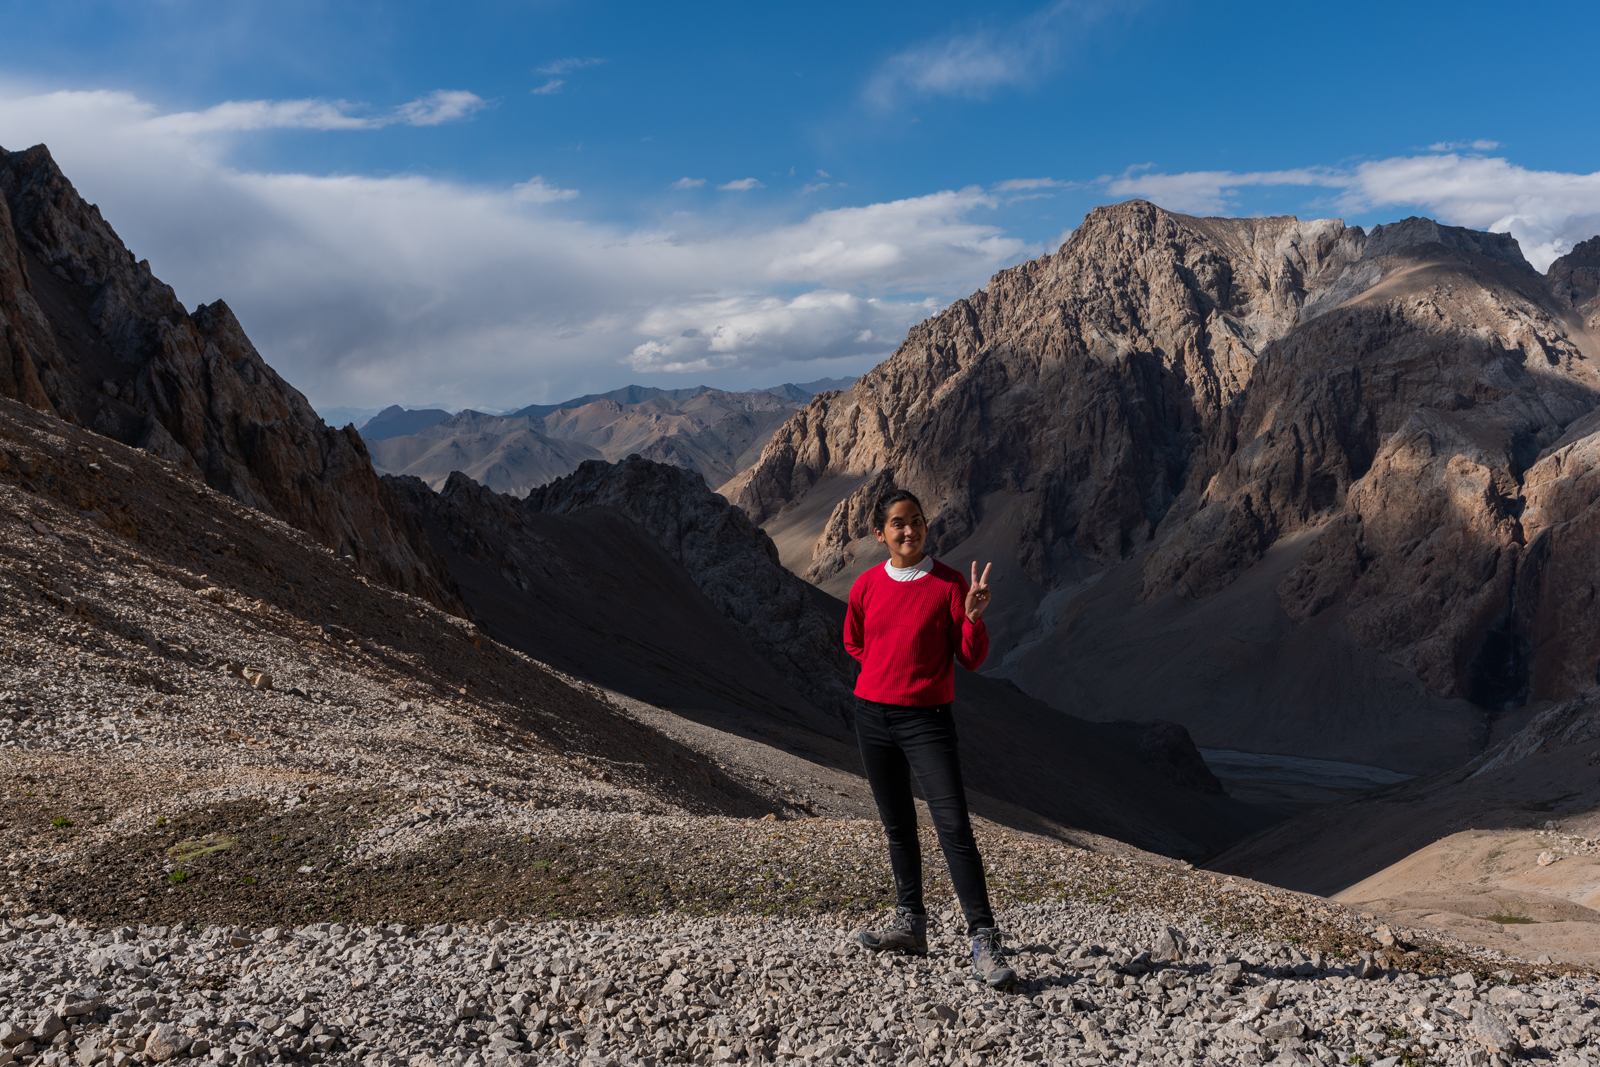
top-left (730, 201), bottom-right (1600, 772)
top-left (0, 143), bottom-right (454, 607)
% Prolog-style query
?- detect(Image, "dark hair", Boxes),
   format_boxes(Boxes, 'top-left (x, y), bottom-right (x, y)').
top-left (872, 489), bottom-right (924, 531)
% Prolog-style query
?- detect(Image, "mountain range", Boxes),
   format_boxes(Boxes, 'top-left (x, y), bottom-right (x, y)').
top-left (0, 142), bottom-right (1256, 861)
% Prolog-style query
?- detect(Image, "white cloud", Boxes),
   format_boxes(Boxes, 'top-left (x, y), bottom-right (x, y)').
top-left (1344, 154), bottom-right (1600, 269)
top-left (1427, 139), bottom-right (1500, 152)
top-left (625, 291), bottom-right (931, 373)
top-left (394, 90), bottom-right (489, 126)
top-left (801, 182), bottom-right (830, 194)
top-left (0, 86), bottom-right (1032, 408)
top-left (993, 177), bottom-right (1069, 191)
top-left (535, 58), bottom-right (605, 76)
top-left (511, 176), bottom-right (579, 203)
top-left (718, 177), bottom-right (764, 191)
top-left (531, 80), bottom-right (565, 96)
top-left (866, 1), bottom-right (1078, 109)
top-left (137, 89), bottom-right (487, 135)
top-left (1102, 154), bottom-right (1600, 270)
top-left (671, 177), bottom-right (706, 189)
top-left (1106, 165), bottom-right (1331, 215)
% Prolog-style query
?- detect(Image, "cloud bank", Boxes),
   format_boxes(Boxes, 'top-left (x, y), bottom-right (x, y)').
top-left (0, 87), bottom-right (1030, 409)
top-left (1107, 155), bottom-right (1600, 270)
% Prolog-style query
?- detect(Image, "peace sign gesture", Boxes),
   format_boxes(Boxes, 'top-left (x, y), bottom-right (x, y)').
top-left (965, 561), bottom-right (994, 622)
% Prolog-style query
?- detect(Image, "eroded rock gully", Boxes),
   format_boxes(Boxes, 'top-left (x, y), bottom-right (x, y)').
top-left (732, 200), bottom-right (1600, 736)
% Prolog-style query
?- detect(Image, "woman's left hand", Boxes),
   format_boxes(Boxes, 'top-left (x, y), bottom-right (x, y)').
top-left (965, 561), bottom-right (994, 622)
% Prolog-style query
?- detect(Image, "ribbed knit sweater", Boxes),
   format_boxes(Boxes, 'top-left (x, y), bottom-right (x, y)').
top-left (843, 558), bottom-right (989, 706)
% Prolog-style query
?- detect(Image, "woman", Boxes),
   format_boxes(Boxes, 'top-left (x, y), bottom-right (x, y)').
top-left (843, 488), bottom-right (1016, 989)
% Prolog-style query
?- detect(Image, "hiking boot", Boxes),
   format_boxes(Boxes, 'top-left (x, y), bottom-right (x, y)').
top-left (971, 927), bottom-right (1017, 988)
top-left (858, 907), bottom-right (928, 955)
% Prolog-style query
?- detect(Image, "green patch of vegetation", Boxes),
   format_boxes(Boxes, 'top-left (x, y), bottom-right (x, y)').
top-left (1384, 1025), bottom-right (1409, 1040)
top-left (240, 875), bottom-right (257, 886)
top-left (50, 816), bottom-right (72, 828)
top-left (167, 835), bottom-right (235, 861)
top-left (271, 833), bottom-right (284, 841)
top-left (1482, 914), bottom-right (1538, 925)
top-left (155, 816), bottom-right (166, 825)
top-left (168, 870), bottom-right (189, 884)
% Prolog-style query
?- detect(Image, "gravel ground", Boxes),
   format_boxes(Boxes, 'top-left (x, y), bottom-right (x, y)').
top-left (2, 399), bottom-right (1598, 1067)
top-left (2, 890), bottom-right (1597, 1067)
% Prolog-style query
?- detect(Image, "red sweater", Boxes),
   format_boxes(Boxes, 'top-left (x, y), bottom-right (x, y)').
top-left (844, 559), bottom-right (989, 706)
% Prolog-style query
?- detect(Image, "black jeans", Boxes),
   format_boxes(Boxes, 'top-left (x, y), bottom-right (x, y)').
top-left (856, 698), bottom-right (995, 934)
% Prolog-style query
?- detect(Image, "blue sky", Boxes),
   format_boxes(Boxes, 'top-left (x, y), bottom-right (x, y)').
top-left (2, 0), bottom-right (1598, 417)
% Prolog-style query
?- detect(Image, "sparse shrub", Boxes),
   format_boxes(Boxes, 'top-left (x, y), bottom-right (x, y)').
top-left (51, 816), bottom-right (72, 828)
top-left (168, 870), bottom-right (189, 884)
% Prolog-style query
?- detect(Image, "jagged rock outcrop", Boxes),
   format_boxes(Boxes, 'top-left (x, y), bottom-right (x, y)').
top-left (526, 457), bottom-right (859, 721)
top-left (1548, 234), bottom-right (1600, 328)
top-left (0, 143), bottom-right (455, 607)
top-left (732, 201), bottom-right (1600, 761)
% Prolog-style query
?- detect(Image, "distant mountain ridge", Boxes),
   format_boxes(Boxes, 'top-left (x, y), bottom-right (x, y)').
top-left (359, 405), bottom-right (453, 441)
top-left (357, 377), bottom-right (857, 440)
top-left (367, 388), bottom-right (804, 496)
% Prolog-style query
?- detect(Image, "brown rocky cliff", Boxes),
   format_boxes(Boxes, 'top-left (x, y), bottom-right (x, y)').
top-left (0, 143), bottom-right (456, 609)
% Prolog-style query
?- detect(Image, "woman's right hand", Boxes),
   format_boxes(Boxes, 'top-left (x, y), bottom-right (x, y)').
top-left (965, 561), bottom-right (993, 622)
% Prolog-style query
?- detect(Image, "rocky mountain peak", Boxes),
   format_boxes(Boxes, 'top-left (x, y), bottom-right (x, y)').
top-left (1549, 234), bottom-right (1600, 323)
top-left (731, 197), bottom-right (1600, 766)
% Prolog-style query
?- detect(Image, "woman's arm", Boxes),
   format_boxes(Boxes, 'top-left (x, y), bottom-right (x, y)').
top-left (844, 583), bottom-right (868, 664)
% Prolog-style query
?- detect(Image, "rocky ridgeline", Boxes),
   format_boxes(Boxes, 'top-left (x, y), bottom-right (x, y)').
top-left (0, 894), bottom-right (1594, 1067)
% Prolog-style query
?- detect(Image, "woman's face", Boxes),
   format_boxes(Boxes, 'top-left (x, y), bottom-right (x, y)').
top-left (876, 500), bottom-right (927, 562)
